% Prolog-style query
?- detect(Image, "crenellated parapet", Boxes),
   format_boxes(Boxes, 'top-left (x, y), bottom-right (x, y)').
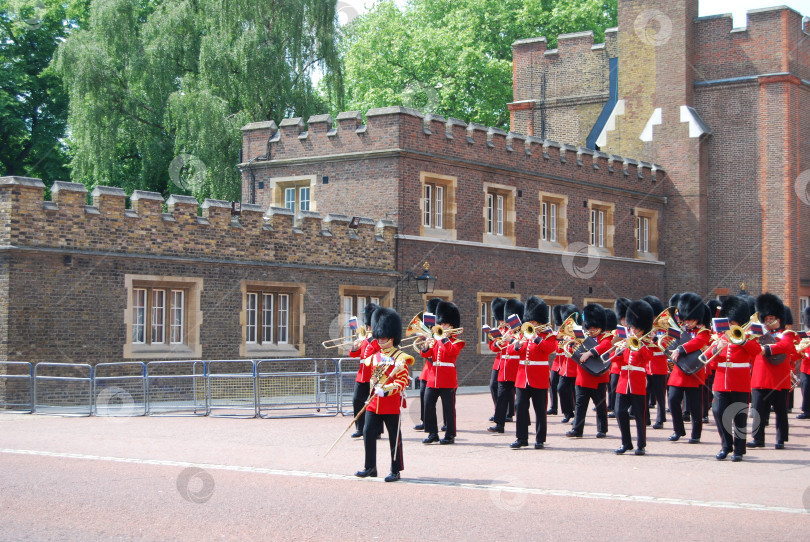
top-left (0, 177), bottom-right (396, 270)
top-left (240, 107), bottom-right (665, 190)
top-left (694, 6), bottom-right (810, 82)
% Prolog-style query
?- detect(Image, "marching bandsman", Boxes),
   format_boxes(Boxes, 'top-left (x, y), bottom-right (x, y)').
top-left (568, 304), bottom-right (611, 439)
top-left (668, 292), bottom-right (711, 444)
top-left (799, 307), bottom-right (810, 420)
top-left (610, 299), bottom-right (655, 455)
top-left (510, 297), bottom-right (556, 449)
top-left (709, 295), bottom-right (760, 461)
top-left (749, 293), bottom-right (795, 449)
top-left (355, 308), bottom-right (413, 482)
top-left (421, 301), bottom-right (464, 445)
top-left (488, 298), bottom-right (513, 422)
top-left (547, 305), bottom-right (566, 416)
top-left (348, 303), bottom-right (381, 438)
top-left (642, 296), bottom-right (665, 425)
top-left (555, 304), bottom-right (579, 424)
top-left (608, 298), bottom-right (631, 418)
top-left (414, 297), bottom-right (443, 431)
top-left (489, 299), bottom-right (524, 433)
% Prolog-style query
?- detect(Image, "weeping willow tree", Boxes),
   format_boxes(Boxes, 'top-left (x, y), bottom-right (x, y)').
top-left (54, 0), bottom-right (343, 201)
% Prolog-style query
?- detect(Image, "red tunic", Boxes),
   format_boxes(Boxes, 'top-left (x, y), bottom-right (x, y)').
top-left (711, 337), bottom-right (760, 393)
top-left (498, 338), bottom-right (520, 383)
top-left (514, 332), bottom-right (556, 389)
top-left (612, 345), bottom-right (653, 396)
top-left (349, 336), bottom-right (380, 383)
top-left (575, 332), bottom-right (613, 388)
top-left (751, 331), bottom-right (796, 390)
top-left (489, 338), bottom-right (503, 371)
top-left (365, 348), bottom-right (413, 415)
top-left (801, 350), bottom-right (810, 375)
top-left (421, 338), bottom-right (464, 388)
top-left (646, 340), bottom-right (669, 376)
top-left (667, 327), bottom-right (712, 388)
top-left (558, 340), bottom-right (579, 379)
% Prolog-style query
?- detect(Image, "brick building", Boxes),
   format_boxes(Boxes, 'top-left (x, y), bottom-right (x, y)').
top-left (1, 0), bottom-right (805, 388)
top-left (509, 0), bottom-right (810, 312)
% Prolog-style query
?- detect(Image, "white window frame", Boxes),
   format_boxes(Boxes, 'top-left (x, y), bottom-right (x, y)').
top-left (424, 184), bottom-right (433, 227)
top-left (284, 187), bottom-right (296, 211)
top-left (151, 289), bottom-right (165, 345)
top-left (246, 293), bottom-right (258, 344)
top-left (133, 288), bottom-right (146, 344)
top-left (298, 186), bottom-right (310, 211)
top-left (550, 203), bottom-right (557, 242)
top-left (170, 290), bottom-right (184, 344)
top-left (487, 193), bottom-right (494, 234)
top-left (590, 209), bottom-right (605, 248)
top-left (262, 293), bottom-right (274, 343)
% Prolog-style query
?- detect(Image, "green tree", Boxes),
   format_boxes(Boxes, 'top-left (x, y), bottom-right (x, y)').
top-left (55, 0), bottom-right (343, 201)
top-left (0, 0), bottom-right (88, 184)
top-left (338, 0), bottom-right (617, 129)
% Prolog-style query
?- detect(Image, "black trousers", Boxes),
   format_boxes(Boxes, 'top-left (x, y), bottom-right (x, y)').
top-left (425, 387), bottom-right (456, 438)
top-left (494, 380), bottom-right (516, 425)
top-left (516, 385), bottom-right (548, 443)
top-left (418, 378), bottom-right (444, 425)
top-left (557, 375), bottom-right (576, 418)
top-left (490, 370), bottom-right (514, 417)
top-left (548, 369), bottom-right (560, 412)
top-left (352, 381), bottom-right (370, 431)
top-left (801, 373), bottom-right (810, 414)
top-left (607, 373), bottom-right (619, 412)
top-left (751, 388), bottom-right (789, 444)
top-left (669, 386), bottom-right (703, 439)
top-left (363, 411), bottom-right (403, 473)
top-left (572, 383), bottom-right (608, 435)
top-left (702, 373), bottom-right (715, 418)
top-left (712, 390), bottom-right (749, 455)
top-left (645, 374), bottom-right (667, 424)
top-left (615, 393), bottom-right (646, 449)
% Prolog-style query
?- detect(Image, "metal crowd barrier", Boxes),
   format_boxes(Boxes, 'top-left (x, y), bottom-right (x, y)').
top-left (33, 362), bottom-right (93, 416)
top-left (0, 361), bottom-right (34, 413)
top-left (146, 360), bottom-right (207, 416)
top-left (256, 358), bottom-right (341, 418)
top-left (94, 362), bottom-right (147, 417)
top-left (0, 359), bottom-right (354, 418)
top-left (207, 360), bottom-right (257, 418)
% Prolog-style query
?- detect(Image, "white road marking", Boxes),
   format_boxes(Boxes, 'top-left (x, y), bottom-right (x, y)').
top-left (1, 447), bottom-right (807, 515)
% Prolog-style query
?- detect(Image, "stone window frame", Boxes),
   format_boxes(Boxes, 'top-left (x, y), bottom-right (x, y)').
top-left (476, 292), bottom-right (519, 355)
top-left (269, 174), bottom-right (317, 213)
top-left (419, 172), bottom-right (457, 240)
top-left (634, 207), bottom-right (659, 261)
top-left (124, 274), bottom-right (203, 360)
top-left (335, 285), bottom-right (394, 356)
top-left (587, 199), bottom-right (615, 257)
top-left (240, 280), bottom-right (306, 358)
top-left (538, 192), bottom-right (568, 251)
top-left (482, 182), bottom-right (517, 246)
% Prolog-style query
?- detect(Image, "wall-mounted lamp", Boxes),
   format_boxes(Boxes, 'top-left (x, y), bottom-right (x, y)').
top-left (404, 262), bottom-right (437, 294)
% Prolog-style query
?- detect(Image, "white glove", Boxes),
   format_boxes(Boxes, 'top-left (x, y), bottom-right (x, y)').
top-left (374, 387), bottom-right (385, 397)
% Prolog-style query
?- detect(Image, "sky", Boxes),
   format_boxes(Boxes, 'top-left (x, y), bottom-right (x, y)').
top-left (339, 0), bottom-right (810, 27)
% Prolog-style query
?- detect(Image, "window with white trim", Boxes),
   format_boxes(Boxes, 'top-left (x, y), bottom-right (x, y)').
top-left (590, 209), bottom-right (605, 248)
top-left (633, 207), bottom-right (659, 259)
top-left (125, 275), bottom-right (202, 359)
top-left (269, 175), bottom-right (316, 213)
top-left (586, 201), bottom-right (614, 254)
top-left (487, 193), bottom-right (504, 235)
top-left (542, 202), bottom-right (557, 242)
top-left (420, 173), bottom-right (457, 239)
top-left (336, 287), bottom-right (393, 355)
top-left (245, 291), bottom-right (292, 346)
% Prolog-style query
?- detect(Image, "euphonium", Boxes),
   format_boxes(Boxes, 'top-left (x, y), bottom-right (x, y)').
top-left (556, 314), bottom-right (581, 356)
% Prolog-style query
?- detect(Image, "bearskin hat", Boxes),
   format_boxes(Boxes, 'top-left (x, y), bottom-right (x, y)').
top-left (803, 306), bottom-right (810, 329)
top-left (677, 292), bottom-right (705, 323)
top-left (614, 297), bottom-right (631, 321)
top-left (668, 293), bottom-right (682, 309)
top-left (523, 296), bottom-right (549, 325)
top-left (702, 303), bottom-right (713, 329)
top-left (426, 297), bottom-right (443, 318)
top-left (719, 296), bottom-right (753, 326)
top-left (707, 299), bottom-right (721, 318)
top-left (604, 309), bottom-right (618, 332)
top-left (491, 297), bottom-right (507, 322)
top-left (363, 302), bottom-right (381, 327)
top-left (582, 303), bottom-right (606, 330)
top-left (436, 301), bottom-right (461, 329)
top-left (505, 298), bottom-right (525, 323)
top-left (557, 304), bottom-right (578, 326)
top-left (784, 306), bottom-right (793, 327)
top-left (371, 307), bottom-right (402, 346)
top-left (626, 299), bottom-right (654, 335)
top-left (642, 296), bottom-right (664, 317)
top-left (740, 294), bottom-right (756, 314)
top-left (756, 293), bottom-right (785, 326)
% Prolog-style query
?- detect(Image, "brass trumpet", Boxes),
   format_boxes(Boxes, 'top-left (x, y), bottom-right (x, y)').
top-left (321, 325), bottom-right (367, 349)
top-left (519, 322), bottom-right (552, 341)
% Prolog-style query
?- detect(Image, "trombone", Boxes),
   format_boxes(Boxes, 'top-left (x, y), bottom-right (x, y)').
top-left (698, 313), bottom-right (764, 365)
top-left (601, 307), bottom-right (679, 359)
top-left (518, 322), bottom-right (553, 341)
top-left (321, 325), bottom-right (367, 349)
